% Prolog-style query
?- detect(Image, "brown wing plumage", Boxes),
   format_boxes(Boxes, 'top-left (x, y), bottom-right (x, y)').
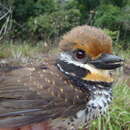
top-left (0, 56), bottom-right (88, 128)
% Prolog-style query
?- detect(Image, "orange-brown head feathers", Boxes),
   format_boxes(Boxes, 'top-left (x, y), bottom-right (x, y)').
top-left (59, 25), bottom-right (112, 58)
top-left (57, 25), bottom-right (123, 84)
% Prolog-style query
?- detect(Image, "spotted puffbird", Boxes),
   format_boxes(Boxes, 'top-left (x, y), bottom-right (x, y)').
top-left (0, 25), bottom-right (124, 129)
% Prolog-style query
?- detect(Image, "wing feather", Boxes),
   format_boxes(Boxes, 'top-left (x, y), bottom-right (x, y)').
top-left (0, 62), bottom-right (88, 128)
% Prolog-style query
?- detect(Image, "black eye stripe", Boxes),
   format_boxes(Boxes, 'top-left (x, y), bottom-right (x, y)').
top-left (57, 60), bottom-right (90, 78)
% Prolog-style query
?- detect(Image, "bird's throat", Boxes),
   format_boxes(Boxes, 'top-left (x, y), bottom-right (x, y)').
top-left (70, 88), bottom-right (112, 127)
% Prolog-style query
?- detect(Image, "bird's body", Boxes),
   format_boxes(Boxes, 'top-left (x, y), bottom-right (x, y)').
top-left (0, 25), bottom-right (123, 129)
top-left (0, 57), bottom-right (89, 128)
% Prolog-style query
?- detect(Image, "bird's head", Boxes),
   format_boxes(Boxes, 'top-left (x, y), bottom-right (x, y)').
top-left (56, 25), bottom-right (124, 92)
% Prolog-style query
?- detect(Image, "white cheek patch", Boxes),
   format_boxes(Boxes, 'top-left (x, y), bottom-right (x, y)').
top-left (59, 53), bottom-right (110, 76)
top-left (59, 53), bottom-right (82, 66)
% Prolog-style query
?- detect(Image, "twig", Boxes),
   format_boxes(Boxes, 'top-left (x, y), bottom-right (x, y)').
top-left (0, 11), bottom-right (9, 20)
top-left (0, 4), bottom-right (12, 39)
top-left (0, 3), bottom-right (11, 12)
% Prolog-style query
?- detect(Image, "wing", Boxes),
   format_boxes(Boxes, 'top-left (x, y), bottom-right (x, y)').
top-left (0, 60), bottom-right (88, 128)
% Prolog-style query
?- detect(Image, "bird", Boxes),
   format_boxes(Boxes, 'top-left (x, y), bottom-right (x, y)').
top-left (0, 25), bottom-right (124, 130)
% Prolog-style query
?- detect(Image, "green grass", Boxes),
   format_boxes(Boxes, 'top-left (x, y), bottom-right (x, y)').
top-left (89, 82), bottom-right (130, 130)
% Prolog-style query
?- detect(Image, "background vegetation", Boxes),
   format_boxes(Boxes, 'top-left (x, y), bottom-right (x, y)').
top-left (0, 0), bottom-right (130, 129)
top-left (0, 0), bottom-right (130, 49)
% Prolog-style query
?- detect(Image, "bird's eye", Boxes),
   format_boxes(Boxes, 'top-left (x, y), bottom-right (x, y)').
top-left (75, 49), bottom-right (86, 59)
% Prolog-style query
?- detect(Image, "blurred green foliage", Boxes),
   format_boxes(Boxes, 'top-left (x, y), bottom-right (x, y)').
top-left (94, 5), bottom-right (121, 29)
top-left (0, 0), bottom-right (130, 48)
top-left (27, 9), bottom-right (81, 40)
top-left (103, 29), bottom-right (119, 41)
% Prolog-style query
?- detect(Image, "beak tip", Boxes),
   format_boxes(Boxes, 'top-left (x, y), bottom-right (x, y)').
top-left (119, 57), bottom-right (124, 62)
top-left (90, 54), bottom-right (125, 70)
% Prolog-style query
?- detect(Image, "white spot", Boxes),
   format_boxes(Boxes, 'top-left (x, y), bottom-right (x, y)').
top-left (38, 85), bottom-right (43, 89)
top-left (17, 79), bottom-right (20, 83)
top-left (52, 81), bottom-right (55, 85)
top-left (77, 109), bottom-right (86, 118)
top-left (40, 74), bottom-right (43, 78)
top-left (27, 67), bottom-right (35, 71)
top-left (42, 70), bottom-right (46, 72)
